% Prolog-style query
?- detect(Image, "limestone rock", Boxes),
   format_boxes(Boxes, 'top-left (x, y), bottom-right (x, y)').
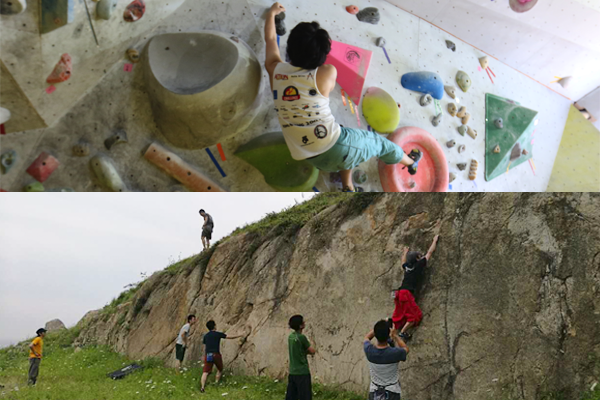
top-left (420, 94), bottom-right (433, 107)
top-left (45, 319), bottom-right (66, 332)
top-left (74, 194), bottom-right (600, 400)
top-left (356, 7), bottom-right (379, 24)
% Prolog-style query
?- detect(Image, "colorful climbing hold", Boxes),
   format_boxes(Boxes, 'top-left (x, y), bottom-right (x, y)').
top-left (26, 152), bottom-right (59, 183)
top-left (457, 125), bottom-right (467, 136)
top-left (24, 182), bottom-right (45, 192)
top-left (1, 150), bottom-right (17, 174)
top-left (346, 5), bottom-right (359, 15)
top-left (123, 0), bottom-right (144, 22)
top-left (104, 130), bottom-right (128, 150)
top-left (444, 86), bottom-right (457, 99)
top-left (46, 54), bottom-right (72, 83)
top-left (90, 154), bottom-right (128, 192)
top-left (401, 71), bottom-right (444, 100)
top-left (72, 142), bottom-right (90, 157)
top-left (362, 87), bottom-right (401, 133)
top-left (469, 159), bottom-right (478, 180)
top-left (457, 106), bottom-right (467, 119)
top-left (274, 12), bottom-right (286, 36)
top-left (456, 71), bottom-right (471, 93)
top-left (448, 103), bottom-right (457, 117)
top-left (479, 56), bottom-right (489, 70)
top-left (461, 113), bottom-right (471, 125)
top-left (96, 0), bottom-right (117, 20)
top-left (446, 140), bottom-right (456, 148)
top-left (356, 7), bottom-right (380, 24)
top-left (467, 126), bottom-right (477, 140)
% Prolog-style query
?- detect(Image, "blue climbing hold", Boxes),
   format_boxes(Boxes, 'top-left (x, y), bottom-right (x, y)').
top-left (400, 72), bottom-right (444, 100)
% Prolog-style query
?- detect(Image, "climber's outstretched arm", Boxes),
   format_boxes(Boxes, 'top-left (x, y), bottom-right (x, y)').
top-left (401, 247), bottom-right (409, 264)
top-left (425, 235), bottom-right (439, 261)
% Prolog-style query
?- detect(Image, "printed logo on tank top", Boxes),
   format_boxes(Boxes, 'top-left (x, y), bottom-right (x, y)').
top-left (314, 125), bottom-right (328, 139)
top-left (309, 89), bottom-right (317, 96)
top-left (282, 86), bottom-right (300, 101)
top-left (275, 74), bottom-right (288, 80)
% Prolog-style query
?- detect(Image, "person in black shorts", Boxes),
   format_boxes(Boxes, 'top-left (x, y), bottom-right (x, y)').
top-left (199, 209), bottom-right (214, 251)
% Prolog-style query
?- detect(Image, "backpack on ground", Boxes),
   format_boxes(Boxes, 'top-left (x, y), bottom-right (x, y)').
top-left (107, 363), bottom-right (143, 380)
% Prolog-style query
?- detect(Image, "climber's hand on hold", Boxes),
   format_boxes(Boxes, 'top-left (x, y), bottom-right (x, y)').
top-left (269, 2), bottom-right (285, 15)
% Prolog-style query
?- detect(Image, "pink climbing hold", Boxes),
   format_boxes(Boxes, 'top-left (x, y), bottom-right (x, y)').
top-left (46, 54), bottom-right (72, 84)
top-left (26, 152), bottom-right (60, 183)
top-left (518, 0), bottom-right (533, 3)
top-left (123, 0), bottom-right (145, 22)
top-left (346, 5), bottom-right (359, 15)
top-left (325, 40), bottom-right (372, 106)
top-left (378, 126), bottom-right (449, 192)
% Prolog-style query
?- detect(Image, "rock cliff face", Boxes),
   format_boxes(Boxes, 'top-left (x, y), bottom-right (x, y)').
top-left (77, 193), bottom-right (600, 400)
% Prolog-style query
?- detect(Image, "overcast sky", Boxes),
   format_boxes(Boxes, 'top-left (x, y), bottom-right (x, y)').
top-left (0, 193), bottom-right (314, 348)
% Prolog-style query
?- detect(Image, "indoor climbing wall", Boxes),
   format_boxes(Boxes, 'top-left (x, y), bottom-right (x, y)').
top-left (384, 0), bottom-right (600, 102)
top-left (546, 105), bottom-right (600, 192)
top-left (0, 0), bottom-right (584, 192)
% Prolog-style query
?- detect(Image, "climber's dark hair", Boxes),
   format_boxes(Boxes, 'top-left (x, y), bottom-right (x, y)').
top-left (374, 320), bottom-right (390, 343)
top-left (199, 209), bottom-right (205, 214)
top-left (289, 315), bottom-right (304, 331)
top-left (188, 314), bottom-right (196, 323)
top-left (406, 251), bottom-right (423, 265)
top-left (206, 320), bottom-right (216, 330)
top-left (286, 22), bottom-right (331, 70)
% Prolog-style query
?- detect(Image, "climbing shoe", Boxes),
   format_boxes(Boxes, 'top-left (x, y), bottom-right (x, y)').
top-left (342, 186), bottom-right (357, 192)
top-left (399, 332), bottom-right (412, 342)
top-left (406, 149), bottom-right (422, 175)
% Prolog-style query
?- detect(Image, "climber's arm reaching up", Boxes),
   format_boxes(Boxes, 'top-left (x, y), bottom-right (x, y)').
top-left (425, 235), bottom-right (439, 261)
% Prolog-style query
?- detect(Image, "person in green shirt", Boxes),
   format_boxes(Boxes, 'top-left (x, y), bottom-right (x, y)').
top-left (286, 315), bottom-right (316, 400)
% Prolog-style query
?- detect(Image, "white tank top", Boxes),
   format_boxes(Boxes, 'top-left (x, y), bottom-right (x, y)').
top-left (273, 63), bottom-right (341, 160)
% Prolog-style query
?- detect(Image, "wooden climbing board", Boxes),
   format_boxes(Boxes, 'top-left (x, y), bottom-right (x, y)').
top-left (485, 93), bottom-right (538, 181)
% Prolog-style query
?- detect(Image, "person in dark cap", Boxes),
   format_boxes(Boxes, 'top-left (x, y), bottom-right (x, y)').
top-left (28, 328), bottom-right (46, 385)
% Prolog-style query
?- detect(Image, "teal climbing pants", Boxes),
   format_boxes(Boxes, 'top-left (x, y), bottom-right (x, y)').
top-left (304, 127), bottom-right (405, 172)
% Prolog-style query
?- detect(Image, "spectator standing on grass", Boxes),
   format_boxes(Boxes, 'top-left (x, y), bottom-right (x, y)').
top-left (285, 315), bottom-right (316, 400)
top-left (200, 320), bottom-right (243, 393)
top-left (175, 314), bottom-right (197, 371)
top-left (364, 320), bottom-right (409, 400)
top-left (28, 328), bottom-right (46, 386)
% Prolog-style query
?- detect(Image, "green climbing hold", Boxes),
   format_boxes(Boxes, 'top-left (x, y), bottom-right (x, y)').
top-left (456, 71), bottom-right (472, 93)
top-left (485, 94), bottom-right (538, 181)
top-left (24, 182), bottom-right (45, 192)
top-left (235, 132), bottom-right (319, 192)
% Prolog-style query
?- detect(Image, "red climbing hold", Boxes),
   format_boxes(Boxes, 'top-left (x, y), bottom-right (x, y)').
top-left (46, 54), bottom-right (72, 84)
top-left (26, 152), bottom-right (60, 183)
top-left (346, 5), bottom-right (359, 14)
top-left (123, 0), bottom-right (145, 22)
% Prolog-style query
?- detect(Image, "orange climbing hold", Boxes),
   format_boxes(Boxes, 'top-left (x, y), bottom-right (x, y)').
top-left (346, 5), bottom-right (359, 14)
top-left (46, 54), bottom-right (72, 83)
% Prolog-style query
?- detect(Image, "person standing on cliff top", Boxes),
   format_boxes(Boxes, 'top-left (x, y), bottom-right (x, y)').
top-left (200, 320), bottom-right (243, 393)
top-left (363, 320), bottom-right (409, 400)
top-left (175, 314), bottom-right (197, 371)
top-left (285, 315), bottom-right (316, 400)
top-left (199, 209), bottom-right (214, 251)
top-left (28, 328), bottom-right (46, 386)
top-left (392, 228), bottom-right (440, 342)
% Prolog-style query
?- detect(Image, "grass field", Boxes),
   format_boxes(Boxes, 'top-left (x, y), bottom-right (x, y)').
top-left (0, 330), bottom-right (363, 400)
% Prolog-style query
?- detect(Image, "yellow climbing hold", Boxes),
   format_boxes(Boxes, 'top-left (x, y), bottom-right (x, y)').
top-left (361, 87), bottom-right (400, 133)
